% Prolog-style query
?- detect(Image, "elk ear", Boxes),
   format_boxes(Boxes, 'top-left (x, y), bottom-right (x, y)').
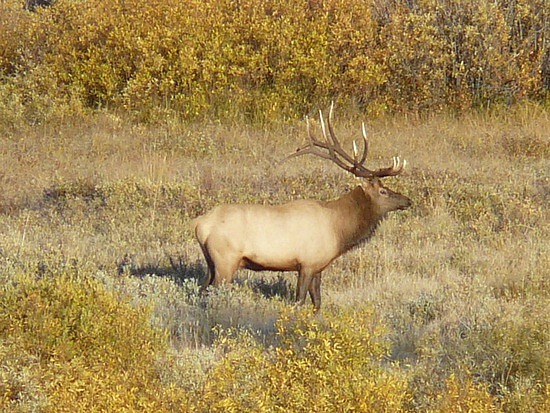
top-left (360, 178), bottom-right (384, 197)
top-left (359, 178), bottom-right (376, 194)
top-left (366, 177), bottom-right (381, 188)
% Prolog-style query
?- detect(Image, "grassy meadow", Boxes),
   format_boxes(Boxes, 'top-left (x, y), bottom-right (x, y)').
top-left (1, 104), bottom-right (548, 411)
top-left (1, 0), bottom-right (549, 410)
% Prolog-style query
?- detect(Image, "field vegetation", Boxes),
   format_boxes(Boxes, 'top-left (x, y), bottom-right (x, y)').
top-left (1, 0), bottom-right (549, 412)
top-left (0, 0), bottom-right (548, 123)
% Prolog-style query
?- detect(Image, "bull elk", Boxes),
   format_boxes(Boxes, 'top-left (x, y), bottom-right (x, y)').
top-left (191, 103), bottom-right (411, 311)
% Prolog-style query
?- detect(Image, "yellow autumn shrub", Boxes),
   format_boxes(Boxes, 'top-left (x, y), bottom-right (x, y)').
top-left (1, 0), bottom-right (547, 123)
top-left (437, 374), bottom-right (502, 413)
top-left (201, 307), bottom-right (412, 412)
top-left (0, 269), bottom-right (190, 412)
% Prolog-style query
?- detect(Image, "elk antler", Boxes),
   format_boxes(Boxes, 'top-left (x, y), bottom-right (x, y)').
top-left (284, 102), bottom-right (406, 178)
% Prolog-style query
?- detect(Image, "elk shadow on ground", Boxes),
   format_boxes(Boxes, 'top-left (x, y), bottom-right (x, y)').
top-left (118, 253), bottom-right (206, 286)
top-left (118, 253), bottom-right (295, 302)
top-left (235, 273), bottom-right (295, 303)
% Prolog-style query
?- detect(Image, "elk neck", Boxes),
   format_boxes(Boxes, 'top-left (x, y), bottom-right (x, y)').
top-left (327, 185), bottom-right (384, 252)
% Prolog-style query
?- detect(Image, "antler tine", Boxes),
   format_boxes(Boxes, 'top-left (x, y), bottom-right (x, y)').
top-left (324, 103), bottom-right (370, 172)
top-left (305, 116), bottom-right (317, 147)
top-left (367, 156), bottom-right (407, 177)
top-left (324, 107), bottom-right (376, 174)
top-left (319, 109), bottom-right (327, 142)
top-left (326, 103), bottom-right (376, 175)
top-left (393, 157), bottom-right (406, 174)
top-left (319, 107), bottom-right (346, 165)
top-left (351, 127), bottom-right (407, 178)
top-left (326, 101), bottom-right (342, 148)
top-left (282, 114), bottom-right (341, 164)
top-left (358, 122), bottom-right (369, 165)
top-left (282, 144), bottom-right (333, 163)
top-left (326, 102), bottom-right (353, 159)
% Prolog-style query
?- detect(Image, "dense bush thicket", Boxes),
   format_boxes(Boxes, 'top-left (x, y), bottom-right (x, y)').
top-left (0, 0), bottom-right (548, 122)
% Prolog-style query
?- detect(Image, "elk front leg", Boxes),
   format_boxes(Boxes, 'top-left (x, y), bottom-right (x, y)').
top-left (296, 268), bottom-right (314, 305)
top-left (198, 243), bottom-right (216, 294)
top-left (296, 269), bottom-right (322, 310)
top-left (200, 243), bottom-right (240, 292)
top-left (308, 274), bottom-right (322, 312)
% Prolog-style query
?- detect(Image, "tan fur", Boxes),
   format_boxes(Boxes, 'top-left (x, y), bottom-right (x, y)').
top-left (192, 178), bottom-right (411, 311)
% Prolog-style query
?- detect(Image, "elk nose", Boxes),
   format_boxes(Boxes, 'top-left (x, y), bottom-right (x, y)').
top-left (400, 196), bottom-right (412, 209)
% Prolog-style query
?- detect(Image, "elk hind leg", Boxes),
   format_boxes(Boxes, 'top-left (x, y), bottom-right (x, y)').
top-left (198, 242), bottom-right (216, 293)
top-left (208, 247), bottom-right (240, 287)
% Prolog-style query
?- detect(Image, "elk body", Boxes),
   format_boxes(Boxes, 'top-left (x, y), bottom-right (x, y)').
top-left (192, 104), bottom-right (411, 311)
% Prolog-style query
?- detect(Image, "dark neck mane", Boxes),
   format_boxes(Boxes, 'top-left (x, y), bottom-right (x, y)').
top-left (327, 186), bottom-right (383, 252)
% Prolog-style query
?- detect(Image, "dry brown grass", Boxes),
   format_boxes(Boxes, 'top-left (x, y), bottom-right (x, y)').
top-left (1, 104), bottom-right (548, 411)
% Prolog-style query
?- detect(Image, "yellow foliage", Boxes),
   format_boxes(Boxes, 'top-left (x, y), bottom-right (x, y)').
top-left (0, 270), bottom-right (190, 412)
top-left (201, 307), bottom-right (412, 412)
top-left (437, 374), bottom-right (501, 413)
top-left (0, 0), bottom-right (547, 123)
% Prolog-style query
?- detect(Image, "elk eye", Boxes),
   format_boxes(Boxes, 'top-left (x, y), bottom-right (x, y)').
top-left (379, 188), bottom-right (388, 196)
